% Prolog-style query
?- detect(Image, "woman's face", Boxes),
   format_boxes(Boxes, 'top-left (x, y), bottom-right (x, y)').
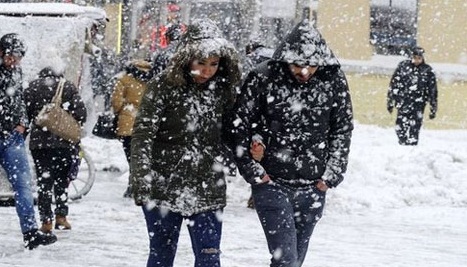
top-left (190, 56), bottom-right (220, 84)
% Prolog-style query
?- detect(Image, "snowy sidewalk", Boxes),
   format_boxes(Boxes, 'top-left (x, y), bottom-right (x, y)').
top-left (1, 125), bottom-right (467, 266)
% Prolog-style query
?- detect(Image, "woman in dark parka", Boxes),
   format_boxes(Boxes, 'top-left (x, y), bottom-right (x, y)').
top-left (130, 19), bottom-right (241, 267)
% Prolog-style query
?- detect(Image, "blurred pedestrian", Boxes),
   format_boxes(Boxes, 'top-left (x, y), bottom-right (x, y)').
top-left (230, 20), bottom-right (353, 267)
top-left (387, 46), bottom-right (438, 145)
top-left (24, 66), bottom-right (87, 233)
top-left (0, 32), bottom-right (57, 249)
top-left (149, 23), bottom-right (183, 78)
top-left (130, 19), bottom-right (241, 267)
top-left (111, 59), bottom-right (152, 198)
top-left (87, 18), bottom-right (120, 111)
top-left (242, 39), bottom-right (273, 78)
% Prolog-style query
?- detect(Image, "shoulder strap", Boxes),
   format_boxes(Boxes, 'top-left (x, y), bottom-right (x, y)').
top-left (51, 78), bottom-right (65, 105)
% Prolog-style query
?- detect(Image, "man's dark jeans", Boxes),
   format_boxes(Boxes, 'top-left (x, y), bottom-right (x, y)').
top-left (142, 206), bottom-right (223, 267)
top-left (252, 182), bottom-right (326, 267)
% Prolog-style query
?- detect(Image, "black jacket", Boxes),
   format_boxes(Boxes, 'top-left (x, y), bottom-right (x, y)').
top-left (387, 59), bottom-right (437, 116)
top-left (0, 64), bottom-right (28, 136)
top-left (24, 68), bottom-right (87, 149)
top-left (232, 20), bottom-right (353, 188)
top-left (130, 19), bottom-right (241, 215)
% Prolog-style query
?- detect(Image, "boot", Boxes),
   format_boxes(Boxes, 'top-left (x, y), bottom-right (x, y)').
top-left (40, 220), bottom-right (53, 233)
top-left (23, 229), bottom-right (57, 250)
top-left (55, 215), bottom-right (72, 230)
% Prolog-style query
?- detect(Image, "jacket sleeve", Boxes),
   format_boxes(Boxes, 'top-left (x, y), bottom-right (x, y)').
top-left (231, 71), bottom-right (268, 184)
top-left (65, 81), bottom-right (87, 125)
top-left (111, 76), bottom-right (126, 113)
top-left (387, 62), bottom-right (404, 110)
top-left (130, 80), bottom-right (166, 205)
top-left (427, 69), bottom-right (438, 116)
top-left (321, 69), bottom-right (354, 188)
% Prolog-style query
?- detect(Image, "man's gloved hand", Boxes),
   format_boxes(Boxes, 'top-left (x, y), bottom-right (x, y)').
top-left (429, 112), bottom-right (436, 119)
top-left (133, 184), bottom-right (150, 206)
top-left (387, 105), bottom-right (393, 114)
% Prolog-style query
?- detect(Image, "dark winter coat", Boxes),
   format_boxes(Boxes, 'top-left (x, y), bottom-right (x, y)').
top-left (387, 59), bottom-right (437, 117)
top-left (130, 19), bottom-right (241, 216)
top-left (24, 68), bottom-right (87, 149)
top-left (232, 20), bottom-right (353, 188)
top-left (0, 63), bottom-right (28, 137)
top-left (149, 40), bottom-right (178, 79)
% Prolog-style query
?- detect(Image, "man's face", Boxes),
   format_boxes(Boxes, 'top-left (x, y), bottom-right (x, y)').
top-left (289, 64), bottom-right (318, 83)
top-left (412, 55), bottom-right (424, 66)
top-left (1, 53), bottom-right (22, 69)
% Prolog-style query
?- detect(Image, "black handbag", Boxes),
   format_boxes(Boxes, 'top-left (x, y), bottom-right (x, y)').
top-left (92, 112), bottom-right (118, 139)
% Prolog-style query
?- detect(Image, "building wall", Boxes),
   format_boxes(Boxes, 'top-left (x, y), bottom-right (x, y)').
top-left (317, 0), bottom-right (372, 60)
top-left (417, 0), bottom-right (467, 64)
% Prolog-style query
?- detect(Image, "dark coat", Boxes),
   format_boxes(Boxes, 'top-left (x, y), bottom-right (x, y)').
top-left (24, 68), bottom-right (87, 149)
top-left (232, 20), bottom-right (353, 188)
top-left (130, 19), bottom-right (241, 216)
top-left (387, 59), bottom-right (438, 117)
top-left (149, 40), bottom-right (178, 79)
top-left (0, 64), bottom-right (28, 136)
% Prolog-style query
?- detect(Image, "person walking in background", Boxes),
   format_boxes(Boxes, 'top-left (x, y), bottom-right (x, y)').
top-left (24, 66), bottom-right (87, 233)
top-left (230, 20), bottom-right (353, 267)
top-left (387, 46), bottom-right (438, 145)
top-left (242, 39), bottom-right (273, 79)
top-left (130, 19), bottom-right (241, 267)
top-left (111, 59), bottom-right (152, 198)
top-left (149, 23), bottom-right (183, 78)
top-left (0, 33), bottom-right (57, 249)
top-left (87, 18), bottom-right (121, 111)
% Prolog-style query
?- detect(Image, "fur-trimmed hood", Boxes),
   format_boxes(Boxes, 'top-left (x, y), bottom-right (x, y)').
top-left (272, 19), bottom-right (340, 67)
top-left (164, 18), bottom-right (241, 89)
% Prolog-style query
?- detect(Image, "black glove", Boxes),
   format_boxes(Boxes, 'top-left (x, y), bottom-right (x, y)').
top-left (132, 184), bottom-right (150, 206)
top-left (387, 105), bottom-right (394, 114)
top-left (429, 113), bottom-right (436, 119)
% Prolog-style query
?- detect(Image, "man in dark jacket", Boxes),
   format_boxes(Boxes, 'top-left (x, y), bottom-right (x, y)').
top-left (231, 20), bottom-right (353, 267)
top-left (387, 46), bottom-right (438, 145)
top-left (0, 33), bottom-right (57, 249)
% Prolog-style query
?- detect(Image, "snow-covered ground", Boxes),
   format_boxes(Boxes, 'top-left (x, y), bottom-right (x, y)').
top-left (1, 123), bottom-right (466, 267)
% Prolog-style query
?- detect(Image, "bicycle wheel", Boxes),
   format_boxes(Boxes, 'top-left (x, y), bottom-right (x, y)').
top-left (68, 147), bottom-right (96, 201)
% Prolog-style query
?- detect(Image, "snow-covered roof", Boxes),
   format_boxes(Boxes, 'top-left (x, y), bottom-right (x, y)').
top-left (0, 3), bottom-right (106, 21)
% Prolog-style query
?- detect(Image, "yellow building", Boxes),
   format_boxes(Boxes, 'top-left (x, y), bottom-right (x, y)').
top-left (317, 0), bottom-right (467, 65)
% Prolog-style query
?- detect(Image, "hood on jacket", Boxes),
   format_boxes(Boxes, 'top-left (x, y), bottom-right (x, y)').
top-left (165, 18), bottom-right (241, 88)
top-left (125, 60), bottom-right (152, 82)
top-left (272, 19), bottom-right (340, 67)
top-left (38, 67), bottom-right (64, 79)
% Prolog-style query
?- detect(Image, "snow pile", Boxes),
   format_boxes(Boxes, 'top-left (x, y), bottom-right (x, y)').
top-left (1, 124), bottom-right (466, 267)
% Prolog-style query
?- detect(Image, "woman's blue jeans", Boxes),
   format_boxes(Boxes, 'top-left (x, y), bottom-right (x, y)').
top-left (142, 206), bottom-right (223, 267)
top-left (0, 131), bottom-right (37, 233)
top-left (252, 182), bottom-right (326, 267)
